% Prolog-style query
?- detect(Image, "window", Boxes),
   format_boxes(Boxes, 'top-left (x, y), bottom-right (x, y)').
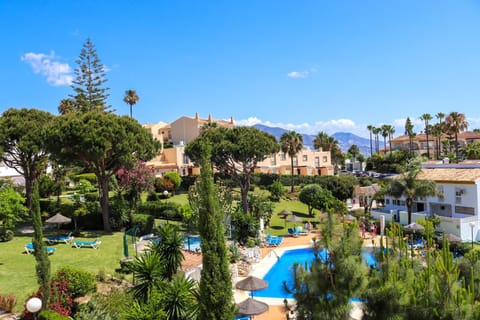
top-left (455, 188), bottom-right (464, 204)
top-left (303, 155), bottom-right (308, 161)
top-left (385, 199), bottom-right (390, 205)
top-left (270, 155), bottom-right (276, 165)
top-left (280, 153), bottom-right (286, 161)
top-left (322, 156), bottom-right (328, 162)
top-left (293, 157), bottom-right (298, 166)
top-left (183, 153), bottom-right (189, 165)
top-left (437, 186), bottom-right (444, 200)
top-left (314, 157), bottom-right (320, 167)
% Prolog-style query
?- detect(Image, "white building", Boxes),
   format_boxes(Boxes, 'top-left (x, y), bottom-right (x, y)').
top-left (374, 161), bottom-right (480, 242)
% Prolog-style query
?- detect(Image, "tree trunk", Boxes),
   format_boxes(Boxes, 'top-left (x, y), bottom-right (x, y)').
top-left (99, 175), bottom-right (112, 232)
top-left (290, 156), bottom-right (295, 193)
top-left (25, 173), bottom-right (34, 213)
top-left (406, 197), bottom-right (413, 225)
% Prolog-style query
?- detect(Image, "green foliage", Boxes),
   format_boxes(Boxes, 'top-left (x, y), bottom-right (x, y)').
top-left (196, 145), bottom-right (235, 320)
top-left (0, 229), bottom-right (14, 242)
top-left (151, 224), bottom-right (184, 281)
top-left (47, 112), bottom-right (161, 232)
top-left (38, 310), bottom-right (71, 320)
top-left (54, 266), bottom-right (96, 298)
top-left (164, 171), bottom-right (182, 191)
top-left (129, 251), bottom-right (164, 302)
top-left (31, 183), bottom-right (51, 306)
top-left (69, 38), bottom-right (110, 113)
top-left (0, 108), bottom-right (53, 210)
top-left (298, 184), bottom-right (322, 216)
top-left (74, 288), bottom-right (132, 320)
top-left (231, 210), bottom-right (258, 245)
top-left (159, 274), bottom-right (199, 320)
top-left (0, 185), bottom-right (27, 233)
top-left (146, 191), bottom-right (159, 201)
top-left (268, 179), bottom-right (285, 201)
top-left (137, 201), bottom-right (181, 220)
top-left (38, 174), bottom-right (56, 198)
top-left (131, 214), bottom-right (155, 235)
top-left (280, 131), bottom-right (304, 193)
top-left (185, 125), bottom-right (279, 213)
top-left (71, 173), bottom-right (98, 184)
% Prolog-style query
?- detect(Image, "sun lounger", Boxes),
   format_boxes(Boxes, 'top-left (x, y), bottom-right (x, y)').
top-left (295, 226), bottom-right (308, 236)
top-left (47, 232), bottom-right (73, 245)
top-left (73, 238), bottom-right (101, 249)
top-left (265, 235), bottom-right (283, 246)
top-left (288, 228), bottom-right (299, 237)
top-left (25, 243), bottom-right (56, 255)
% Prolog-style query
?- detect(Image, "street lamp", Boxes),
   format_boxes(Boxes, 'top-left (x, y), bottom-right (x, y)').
top-left (26, 297), bottom-right (42, 319)
top-left (470, 222), bottom-right (476, 249)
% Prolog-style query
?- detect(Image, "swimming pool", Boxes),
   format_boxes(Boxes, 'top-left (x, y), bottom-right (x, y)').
top-left (254, 247), bottom-right (376, 299)
top-left (183, 236), bottom-right (201, 251)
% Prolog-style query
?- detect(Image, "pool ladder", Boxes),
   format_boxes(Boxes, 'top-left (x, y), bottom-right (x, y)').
top-left (269, 249), bottom-right (280, 259)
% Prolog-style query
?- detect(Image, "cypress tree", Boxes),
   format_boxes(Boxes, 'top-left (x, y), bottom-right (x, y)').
top-left (31, 182), bottom-right (50, 306)
top-left (70, 38), bottom-right (110, 113)
top-left (197, 145), bottom-right (235, 320)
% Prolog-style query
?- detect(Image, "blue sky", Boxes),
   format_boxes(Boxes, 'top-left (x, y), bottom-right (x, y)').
top-left (2, 1), bottom-right (480, 138)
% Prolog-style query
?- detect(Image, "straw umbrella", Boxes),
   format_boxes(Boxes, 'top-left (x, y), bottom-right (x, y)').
top-left (278, 210), bottom-right (292, 228)
top-left (45, 213), bottom-right (72, 229)
top-left (287, 214), bottom-right (303, 229)
top-left (236, 297), bottom-right (269, 319)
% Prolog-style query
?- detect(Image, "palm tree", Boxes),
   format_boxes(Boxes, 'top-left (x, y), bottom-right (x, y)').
top-left (151, 223), bottom-right (185, 281)
top-left (160, 274), bottom-right (199, 320)
top-left (280, 131), bottom-right (303, 193)
top-left (380, 125), bottom-right (389, 155)
top-left (58, 98), bottom-right (76, 115)
top-left (313, 131), bottom-right (329, 151)
top-left (385, 124), bottom-right (395, 157)
top-left (445, 112), bottom-right (469, 163)
top-left (385, 157), bottom-right (436, 225)
top-left (367, 125), bottom-right (374, 157)
top-left (123, 89), bottom-right (140, 118)
top-left (435, 112), bottom-right (446, 158)
top-left (373, 127), bottom-right (381, 154)
top-left (464, 142), bottom-right (480, 160)
top-left (430, 124), bottom-right (442, 159)
top-left (129, 251), bottom-right (163, 302)
top-left (420, 113), bottom-right (432, 159)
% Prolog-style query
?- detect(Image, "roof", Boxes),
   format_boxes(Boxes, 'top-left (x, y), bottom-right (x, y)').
top-left (354, 184), bottom-right (380, 196)
top-left (416, 168), bottom-right (480, 184)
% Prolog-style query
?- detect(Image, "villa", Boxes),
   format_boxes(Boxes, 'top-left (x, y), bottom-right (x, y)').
top-left (374, 160), bottom-right (480, 242)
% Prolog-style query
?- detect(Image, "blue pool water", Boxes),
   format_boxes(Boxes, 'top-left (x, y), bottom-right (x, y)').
top-left (254, 247), bottom-right (376, 299)
top-left (183, 236), bottom-right (201, 251)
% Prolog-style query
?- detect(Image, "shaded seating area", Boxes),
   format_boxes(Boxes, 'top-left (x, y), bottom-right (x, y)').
top-left (25, 243), bottom-right (56, 255)
top-left (73, 238), bottom-right (101, 249)
top-left (46, 232), bottom-right (74, 245)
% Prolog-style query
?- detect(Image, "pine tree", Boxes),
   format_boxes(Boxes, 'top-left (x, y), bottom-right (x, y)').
top-left (31, 182), bottom-right (50, 306)
top-left (197, 145), bottom-right (235, 320)
top-left (70, 38), bottom-right (110, 112)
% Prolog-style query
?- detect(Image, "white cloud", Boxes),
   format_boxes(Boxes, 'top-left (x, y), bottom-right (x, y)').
top-left (21, 51), bottom-right (73, 86)
top-left (287, 71), bottom-right (308, 79)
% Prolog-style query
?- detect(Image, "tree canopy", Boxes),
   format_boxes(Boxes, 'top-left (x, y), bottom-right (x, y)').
top-left (0, 108), bottom-right (54, 211)
top-left (185, 126), bottom-right (279, 213)
top-left (47, 112), bottom-right (160, 231)
top-left (280, 131), bottom-right (303, 193)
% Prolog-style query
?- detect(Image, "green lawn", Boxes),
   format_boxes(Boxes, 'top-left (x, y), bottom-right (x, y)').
top-left (268, 198), bottom-right (319, 236)
top-left (0, 230), bottom-right (125, 311)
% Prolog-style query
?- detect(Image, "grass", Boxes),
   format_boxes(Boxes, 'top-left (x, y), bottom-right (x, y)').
top-left (0, 230), bottom-right (125, 311)
top-left (268, 197), bottom-right (319, 236)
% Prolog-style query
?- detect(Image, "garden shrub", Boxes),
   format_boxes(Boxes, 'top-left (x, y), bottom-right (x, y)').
top-left (38, 310), bottom-right (71, 320)
top-left (84, 192), bottom-right (99, 202)
top-left (72, 173), bottom-right (97, 184)
top-left (268, 180), bottom-right (285, 201)
top-left (146, 191), bottom-right (159, 201)
top-left (54, 266), bottom-right (96, 298)
top-left (179, 175), bottom-right (197, 191)
top-left (0, 230), bottom-right (14, 242)
top-left (137, 201), bottom-right (181, 220)
top-left (131, 214), bottom-right (155, 235)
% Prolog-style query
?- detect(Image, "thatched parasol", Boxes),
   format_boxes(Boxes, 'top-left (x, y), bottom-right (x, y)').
top-left (236, 297), bottom-right (269, 317)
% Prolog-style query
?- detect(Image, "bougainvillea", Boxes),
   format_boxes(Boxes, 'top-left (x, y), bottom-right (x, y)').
top-left (116, 161), bottom-right (155, 211)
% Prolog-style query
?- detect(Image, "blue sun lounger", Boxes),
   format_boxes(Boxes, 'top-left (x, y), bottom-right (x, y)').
top-left (25, 243), bottom-right (56, 255)
top-left (73, 238), bottom-right (101, 249)
top-left (47, 232), bottom-right (74, 245)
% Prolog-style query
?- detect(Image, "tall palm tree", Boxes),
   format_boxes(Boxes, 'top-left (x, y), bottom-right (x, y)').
top-left (58, 98), bottom-right (76, 115)
top-left (367, 125), bottom-right (374, 157)
top-left (280, 131), bottom-right (303, 193)
top-left (380, 125), bottom-right (389, 155)
top-left (435, 112), bottom-right (446, 158)
top-left (124, 89), bottom-right (140, 118)
top-left (385, 157), bottom-right (436, 224)
top-left (384, 124), bottom-right (395, 157)
top-left (420, 113), bottom-right (432, 159)
top-left (313, 131), bottom-right (329, 151)
top-left (445, 112), bottom-right (469, 163)
top-left (373, 127), bottom-right (381, 154)
top-left (430, 124), bottom-right (442, 159)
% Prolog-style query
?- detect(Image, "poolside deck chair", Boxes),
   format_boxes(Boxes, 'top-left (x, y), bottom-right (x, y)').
top-left (288, 228), bottom-right (299, 237)
top-left (25, 243), bottom-right (56, 255)
top-left (47, 232), bottom-right (73, 245)
top-left (295, 226), bottom-right (308, 236)
top-left (73, 238), bottom-right (101, 249)
top-left (266, 236), bottom-right (283, 246)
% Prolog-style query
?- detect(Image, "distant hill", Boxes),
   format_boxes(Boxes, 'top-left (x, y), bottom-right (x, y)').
top-left (253, 124), bottom-right (383, 155)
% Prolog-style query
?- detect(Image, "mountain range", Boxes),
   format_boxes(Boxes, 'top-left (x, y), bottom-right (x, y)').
top-left (253, 124), bottom-right (384, 155)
